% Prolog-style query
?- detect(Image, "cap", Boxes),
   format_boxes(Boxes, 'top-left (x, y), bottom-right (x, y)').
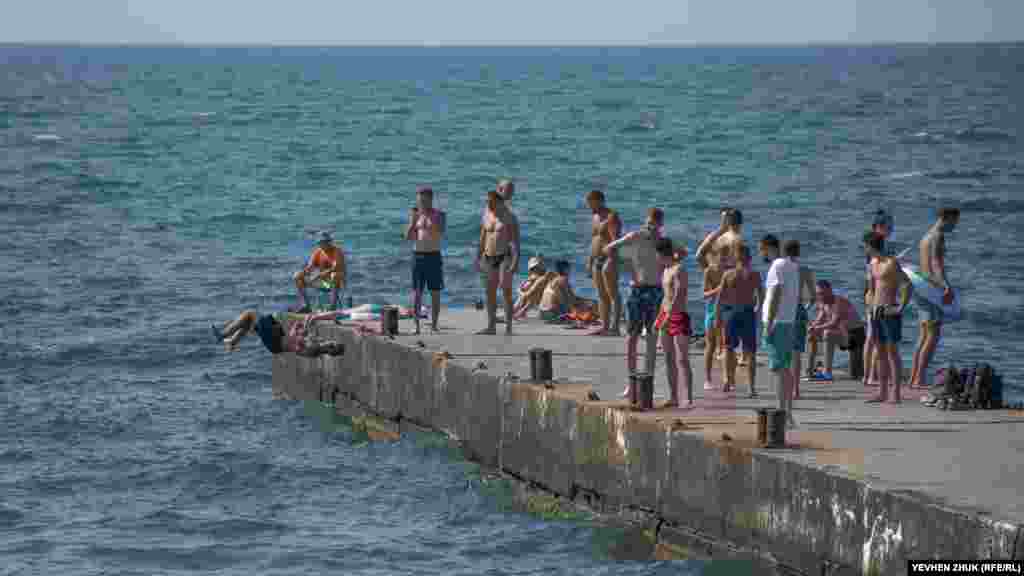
top-left (318, 230), bottom-right (334, 245)
top-left (527, 256), bottom-right (545, 271)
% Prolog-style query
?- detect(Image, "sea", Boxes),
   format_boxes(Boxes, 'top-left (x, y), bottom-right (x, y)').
top-left (1, 44), bottom-right (1022, 575)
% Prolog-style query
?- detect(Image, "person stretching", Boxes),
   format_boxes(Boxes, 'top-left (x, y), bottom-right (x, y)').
top-left (656, 238), bottom-right (694, 408)
top-left (605, 208), bottom-right (665, 404)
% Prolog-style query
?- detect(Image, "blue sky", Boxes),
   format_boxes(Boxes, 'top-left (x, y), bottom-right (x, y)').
top-left (3, 0), bottom-right (1021, 45)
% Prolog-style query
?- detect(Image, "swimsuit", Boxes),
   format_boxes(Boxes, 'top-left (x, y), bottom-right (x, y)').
top-left (763, 322), bottom-right (796, 371)
top-left (412, 251), bottom-right (444, 292)
top-left (626, 284), bottom-right (664, 337)
top-left (484, 251), bottom-right (508, 270)
top-left (871, 306), bottom-right (903, 345)
top-left (721, 304), bottom-right (757, 352)
top-left (704, 300), bottom-right (718, 334)
top-left (255, 314), bottom-right (284, 354)
top-left (666, 311), bottom-right (691, 337)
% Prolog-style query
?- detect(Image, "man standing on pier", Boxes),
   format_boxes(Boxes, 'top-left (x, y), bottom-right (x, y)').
top-left (716, 243), bottom-right (763, 397)
top-left (762, 238), bottom-right (801, 429)
top-left (405, 186), bottom-right (446, 335)
top-left (586, 190), bottom-right (623, 336)
top-left (865, 232), bottom-right (913, 403)
top-left (908, 207), bottom-right (959, 389)
top-left (604, 208), bottom-right (665, 405)
top-left (863, 209), bottom-right (895, 388)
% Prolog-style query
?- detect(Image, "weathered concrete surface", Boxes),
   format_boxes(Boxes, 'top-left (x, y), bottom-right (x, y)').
top-left (273, 308), bottom-right (1024, 575)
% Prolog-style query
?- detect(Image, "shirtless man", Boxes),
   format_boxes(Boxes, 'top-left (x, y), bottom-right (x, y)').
top-left (538, 260), bottom-right (577, 322)
top-left (605, 208), bottom-right (665, 397)
top-left (908, 207), bottom-right (959, 389)
top-left (701, 251), bottom-right (727, 391)
top-left (696, 208), bottom-right (744, 272)
top-left (293, 231), bottom-right (346, 313)
top-left (715, 243), bottom-right (763, 397)
top-left (696, 208), bottom-right (743, 364)
top-left (807, 280), bottom-right (863, 381)
top-left (656, 238), bottom-right (694, 408)
top-left (477, 189), bottom-right (521, 335)
top-left (478, 179), bottom-right (515, 304)
top-left (405, 186), bottom-right (446, 335)
top-left (212, 309), bottom-right (344, 357)
top-left (864, 232), bottom-right (913, 404)
top-left (586, 190), bottom-right (623, 336)
top-left (863, 209), bottom-right (895, 388)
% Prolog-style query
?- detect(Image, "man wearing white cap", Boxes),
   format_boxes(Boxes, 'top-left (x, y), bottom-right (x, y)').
top-left (292, 230), bottom-right (346, 313)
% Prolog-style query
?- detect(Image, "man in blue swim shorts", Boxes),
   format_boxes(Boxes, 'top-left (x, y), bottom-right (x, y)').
top-left (865, 233), bottom-right (913, 404)
top-left (716, 244), bottom-right (763, 397)
top-left (909, 207), bottom-right (958, 390)
top-left (405, 186), bottom-right (447, 335)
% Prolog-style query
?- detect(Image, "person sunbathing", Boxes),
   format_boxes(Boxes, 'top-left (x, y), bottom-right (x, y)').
top-left (513, 256), bottom-right (557, 319)
top-left (537, 260), bottom-right (576, 322)
top-left (212, 310), bottom-right (344, 357)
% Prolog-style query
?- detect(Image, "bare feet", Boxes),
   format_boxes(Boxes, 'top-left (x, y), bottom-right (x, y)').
top-left (620, 385), bottom-right (631, 398)
top-left (703, 379), bottom-right (714, 391)
top-left (887, 398), bottom-right (902, 405)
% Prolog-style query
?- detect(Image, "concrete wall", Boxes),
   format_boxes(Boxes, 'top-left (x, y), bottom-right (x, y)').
top-left (273, 322), bottom-right (1022, 576)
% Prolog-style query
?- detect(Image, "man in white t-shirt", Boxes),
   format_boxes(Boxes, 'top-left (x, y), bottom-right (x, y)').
top-left (762, 238), bottom-right (802, 429)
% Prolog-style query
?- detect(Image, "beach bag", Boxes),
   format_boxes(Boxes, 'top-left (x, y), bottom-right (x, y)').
top-left (974, 363), bottom-right (1001, 409)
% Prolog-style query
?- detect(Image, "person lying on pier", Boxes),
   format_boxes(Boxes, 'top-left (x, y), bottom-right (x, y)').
top-left (211, 310), bottom-right (344, 357)
top-left (512, 256), bottom-right (557, 319)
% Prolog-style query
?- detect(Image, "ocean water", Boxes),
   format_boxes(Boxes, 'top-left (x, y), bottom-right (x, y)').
top-left (2, 44), bottom-right (1023, 574)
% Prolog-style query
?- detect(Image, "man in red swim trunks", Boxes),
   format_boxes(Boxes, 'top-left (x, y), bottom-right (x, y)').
top-left (293, 231), bottom-right (346, 313)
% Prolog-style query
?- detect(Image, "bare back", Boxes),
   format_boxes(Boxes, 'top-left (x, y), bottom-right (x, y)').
top-left (661, 263), bottom-right (687, 314)
top-left (714, 230), bottom-right (742, 270)
top-left (919, 227), bottom-right (945, 286)
top-left (719, 267), bottom-right (760, 306)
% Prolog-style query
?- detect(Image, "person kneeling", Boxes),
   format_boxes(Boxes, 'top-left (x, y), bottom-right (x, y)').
top-left (212, 310), bottom-right (345, 357)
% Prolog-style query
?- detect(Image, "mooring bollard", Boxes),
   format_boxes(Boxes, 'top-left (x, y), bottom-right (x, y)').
top-left (631, 372), bottom-right (654, 411)
top-left (765, 409), bottom-right (787, 448)
top-left (529, 348), bottom-right (553, 382)
top-left (381, 306), bottom-right (399, 336)
top-left (756, 408), bottom-right (769, 446)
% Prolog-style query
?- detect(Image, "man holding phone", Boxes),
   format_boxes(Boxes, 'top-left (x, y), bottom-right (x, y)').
top-left (405, 186), bottom-right (447, 334)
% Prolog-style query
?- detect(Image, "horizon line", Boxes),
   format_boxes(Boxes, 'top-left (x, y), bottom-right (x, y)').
top-left (1, 40), bottom-right (1021, 49)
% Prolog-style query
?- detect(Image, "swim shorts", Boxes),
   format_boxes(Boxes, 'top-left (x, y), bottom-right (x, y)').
top-left (412, 251), bottom-right (445, 292)
top-left (721, 304), bottom-right (757, 353)
top-left (763, 322), bottom-right (795, 371)
top-left (704, 300), bottom-right (718, 335)
top-left (871, 308), bottom-right (903, 345)
top-left (626, 285), bottom-right (664, 337)
top-left (255, 314), bottom-right (284, 354)
top-left (666, 311), bottom-right (692, 337)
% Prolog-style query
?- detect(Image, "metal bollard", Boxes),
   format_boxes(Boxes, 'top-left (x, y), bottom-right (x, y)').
top-left (381, 306), bottom-right (399, 336)
top-left (529, 348), bottom-right (553, 382)
top-left (764, 409), bottom-right (787, 448)
top-left (631, 372), bottom-right (654, 411)
top-left (756, 408), bottom-right (769, 446)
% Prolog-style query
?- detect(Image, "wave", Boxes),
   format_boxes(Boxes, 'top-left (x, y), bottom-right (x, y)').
top-left (31, 133), bottom-right (62, 143)
top-left (952, 128), bottom-right (1014, 143)
top-left (928, 169), bottom-right (992, 181)
top-left (885, 171), bottom-right (924, 180)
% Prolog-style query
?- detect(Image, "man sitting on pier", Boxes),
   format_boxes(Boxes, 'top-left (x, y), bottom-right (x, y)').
top-left (212, 310), bottom-right (344, 357)
top-left (538, 260), bottom-right (578, 322)
top-left (806, 280), bottom-right (863, 381)
top-left (292, 231), bottom-right (346, 314)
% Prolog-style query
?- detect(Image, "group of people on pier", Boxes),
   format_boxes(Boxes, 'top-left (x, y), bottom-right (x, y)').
top-left (215, 178), bottom-right (961, 427)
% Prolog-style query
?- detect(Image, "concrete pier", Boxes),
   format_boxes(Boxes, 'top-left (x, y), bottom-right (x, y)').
top-left (272, 308), bottom-right (1024, 575)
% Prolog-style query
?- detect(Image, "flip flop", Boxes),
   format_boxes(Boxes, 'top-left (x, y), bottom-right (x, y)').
top-left (475, 328), bottom-right (497, 335)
